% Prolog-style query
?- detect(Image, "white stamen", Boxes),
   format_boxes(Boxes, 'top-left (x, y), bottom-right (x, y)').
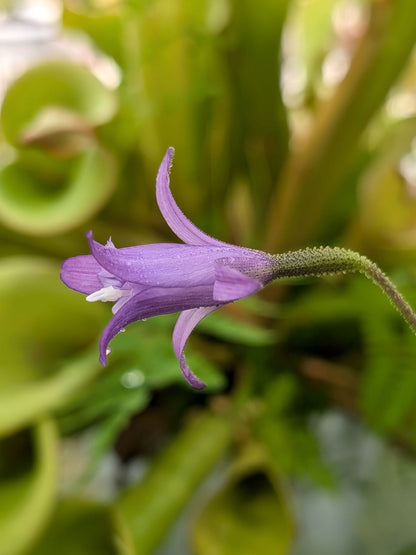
top-left (86, 286), bottom-right (130, 303)
top-left (106, 348), bottom-right (112, 356)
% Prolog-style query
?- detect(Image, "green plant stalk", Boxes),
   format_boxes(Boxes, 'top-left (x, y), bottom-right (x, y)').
top-left (264, 0), bottom-right (416, 252)
top-left (273, 247), bottom-right (416, 335)
top-left (117, 410), bottom-right (233, 555)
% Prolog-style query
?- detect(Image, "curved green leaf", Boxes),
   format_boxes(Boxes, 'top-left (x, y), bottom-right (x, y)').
top-left (117, 411), bottom-right (233, 555)
top-left (30, 498), bottom-right (133, 555)
top-left (0, 146), bottom-right (117, 235)
top-left (63, 4), bottom-right (124, 65)
top-left (1, 60), bottom-right (117, 147)
top-left (0, 420), bottom-right (58, 555)
top-left (192, 448), bottom-right (295, 555)
top-left (0, 351), bottom-right (103, 438)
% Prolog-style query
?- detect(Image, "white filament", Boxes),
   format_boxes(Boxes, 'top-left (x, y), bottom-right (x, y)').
top-left (86, 286), bottom-right (130, 303)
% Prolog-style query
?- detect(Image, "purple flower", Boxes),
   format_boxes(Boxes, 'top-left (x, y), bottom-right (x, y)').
top-left (60, 147), bottom-right (278, 389)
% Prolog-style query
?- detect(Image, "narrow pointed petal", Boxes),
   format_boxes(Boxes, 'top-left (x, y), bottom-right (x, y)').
top-left (156, 147), bottom-right (227, 247)
top-left (213, 263), bottom-right (262, 302)
top-left (172, 306), bottom-right (220, 389)
top-left (60, 255), bottom-right (103, 294)
top-left (98, 285), bottom-right (216, 365)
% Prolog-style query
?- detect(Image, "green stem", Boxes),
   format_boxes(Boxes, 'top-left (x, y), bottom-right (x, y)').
top-left (273, 247), bottom-right (416, 335)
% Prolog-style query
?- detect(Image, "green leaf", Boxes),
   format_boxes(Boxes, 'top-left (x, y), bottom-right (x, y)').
top-left (358, 117), bottom-right (416, 247)
top-left (110, 317), bottom-right (226, 391)
top-left (265, 0), bottom-right (416, 251)
top-left (0, 257), bottom-right (105, 385)
top-left (60, 365), bottom-right (151, 467)
top-left (63, 3), bottom-right (124, 65)
top-left (126, 0), bottom-right (231, 219)
top-left (0, 257), bottom-right (106, 435)
top-left (294, 0), bottom-right (339, 92)
top-left (0, 146), bottom-right (118, 236)
top-left (117, 411), bottom-right (233, 555)
top-left (1, 60), bottom-right (117, 147)
top-left (192, 446), bottom-right (294, 555)
top-left (61, 365), bottom-right (150, 433)
top-left (358, 277), bottom-right (416, 437)
top-left (0, 351), bottom-right (104, 438)
top-left (397, 545), bottom-right (416, 555)
top-left (221, 0), bottom-right (290, 227)
top-left (30, 498), bottom-right (131, 555)
top-left (0, 420), bottom-right (58, 555)
top-left (197, 308), bottom-right (276, 346)
top-left (250, 375), bottom-right (334, 486)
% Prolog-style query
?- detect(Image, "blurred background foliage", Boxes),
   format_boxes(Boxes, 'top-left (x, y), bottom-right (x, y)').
top-left (1, 0), bottom-right (416, 553)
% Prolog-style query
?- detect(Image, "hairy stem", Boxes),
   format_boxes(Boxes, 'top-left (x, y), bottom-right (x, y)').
top-left (273, 247), bottom-right (416, 335)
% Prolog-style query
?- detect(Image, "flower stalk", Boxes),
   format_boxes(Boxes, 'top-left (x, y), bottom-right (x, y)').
top-left (61, 148), bottom-right (416, 389)
top-left (272, 247), bottom-right (416, 336)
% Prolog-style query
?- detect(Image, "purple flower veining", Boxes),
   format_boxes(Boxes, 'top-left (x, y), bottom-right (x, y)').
top-left (60, 147), bottom-right (278, 389)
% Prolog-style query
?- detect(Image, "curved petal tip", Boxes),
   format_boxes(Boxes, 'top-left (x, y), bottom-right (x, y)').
top-left (179, 356), bottom-right (206, 390)
top-left (173, 307), bottom-right (220, 389)
top-left (156, 147), bottom-right (226, 247)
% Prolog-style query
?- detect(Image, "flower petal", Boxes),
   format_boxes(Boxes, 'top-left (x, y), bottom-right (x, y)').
top-left (60, 255), bottom-right (103, 294)
top-left (172, 306), bottom-right (220, 389)
top-left (156, 147), bottom-right (227, 247)
top-left (213, 262), bottom-right (262, 302)
top-left (98, 285), bottom-right (217, 365)
top-left (87, 231), bottom-right (244, 287)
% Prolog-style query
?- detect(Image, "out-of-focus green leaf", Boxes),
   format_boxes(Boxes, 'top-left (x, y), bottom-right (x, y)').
top-left (222, 0), bottom-right (289, 228)
top-left (0, 419), bottom-right (58, 555)
top-left (192, 446), bottom-right (294, 555)
top-left (63, 3), bottom-right (124, 65)
top-left (30, 498), bottom-right (131, 555)
top-left (87, 386), bottom-right (148, 468)
top-left (265, 0), bottom-right (416, 251)
top-left (127, 0), bottom-right (227, 218)
top-left (250, 374), bottom-right (334, 486)
top-left (279, 281), bottom-right (361, 329)
top-left (293, 0), bottom-right (339, 93)
top-left (356, 277), bottom-right (416, 437)
top-left (117, 410), bottom-right (233, 555)
top-left (0, 257), bottom-right (105, 387)
top-left (0, 146), bottom-right (117, 236)
top-left (397, 544), bottom-right (416, 555)
top-left (110, 317), bottom-right (226, 391)
top-left (60, 365), bottom-right (151, 467)
top-left (197, 308), bottom-right (277, 346)
top-left (1, 61), bottom-right (117, 147)
top-left (358, 117), bottom-right (416, 247)
top-left (0, 350), bottom-right (103, 438)
top-left (61, 365), bottom-right (150, 434)
top-left (0, 257), bottom-right (107, 435)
